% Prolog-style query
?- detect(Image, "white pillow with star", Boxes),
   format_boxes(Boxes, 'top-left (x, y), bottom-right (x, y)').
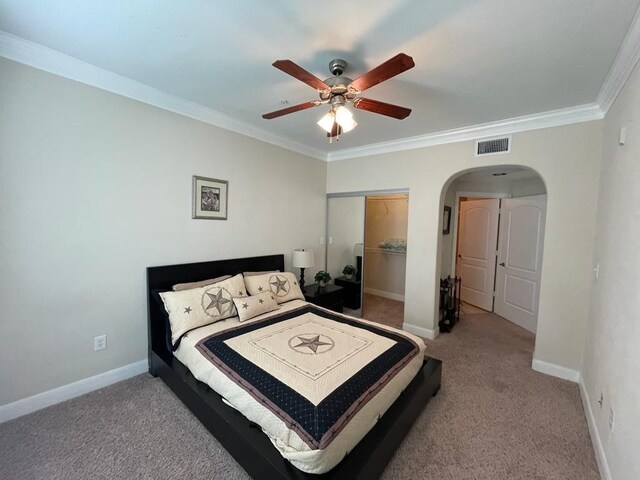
top-left (243, 272), bottom-right (304, 304)
top-left (232, 291), bottom-right (280, 322)
top-left (159, 273), bottom-right (248, 347)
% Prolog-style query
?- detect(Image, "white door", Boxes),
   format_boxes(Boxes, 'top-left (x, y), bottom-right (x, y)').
top-left (494, 195), bottom-right (547, 333)
top-left (456, 198), bottom-right (500, 311)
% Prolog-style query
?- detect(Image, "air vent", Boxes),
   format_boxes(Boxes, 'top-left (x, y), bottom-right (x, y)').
top-left (475, 136), bottom-right (511, 156)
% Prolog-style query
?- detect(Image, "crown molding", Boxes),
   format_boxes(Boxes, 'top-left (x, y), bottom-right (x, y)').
top-left (326, 103), bottom-right (604, 162)
top-left (4, 20), bottom-right (637, 164)
top-left (0, 31), bottom-right (326, 161)
top-left (597, 5), bottom-right (640, 114)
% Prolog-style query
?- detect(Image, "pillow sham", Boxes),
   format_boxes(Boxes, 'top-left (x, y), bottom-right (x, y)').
top-left (232, 291), bottom-right (280, 322)
top-left (159, 273), bottom-right (247, 347)
top-left (172, 274), bottom-right (232, 292)
top-left (243, 270), bottom-right (280, 277)
top-left (244, 272), bottom-right (304, 304)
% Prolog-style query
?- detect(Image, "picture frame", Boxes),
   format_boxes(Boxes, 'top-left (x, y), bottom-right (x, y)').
top-left (442, 205), bottom-right (452, 234)
top-left (192, 176), bottom-right (228, 220)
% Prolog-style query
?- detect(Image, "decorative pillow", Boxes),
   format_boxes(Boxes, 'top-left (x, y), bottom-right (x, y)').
top-left (159, 274), bottom-right (248, 347)
top-left (172, 275), bottom-right (231, 292)
top-left (243, 270), bottom-right (280, 277)
top-left (244, 272), bottom-right (304, 304)
top-left (232, 292), bottom-right (280, 322)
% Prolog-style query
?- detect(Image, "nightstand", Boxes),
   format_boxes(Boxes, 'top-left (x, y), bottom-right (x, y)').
top-left (334, 276), bottom-right (362, 310)
top-left (303, 283), bottom-right (344, 313)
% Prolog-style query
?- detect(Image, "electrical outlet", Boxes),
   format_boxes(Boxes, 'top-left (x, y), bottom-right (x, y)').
top-left (94, 335), bottom-right (107, 351)
top-left (609, 406), bottom-right (615, 431)
top-left (594, 263), bottom-right (600, 279)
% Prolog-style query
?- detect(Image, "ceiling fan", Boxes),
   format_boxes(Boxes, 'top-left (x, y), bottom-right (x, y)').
top-left (262, 53), bottom-right (415, 142)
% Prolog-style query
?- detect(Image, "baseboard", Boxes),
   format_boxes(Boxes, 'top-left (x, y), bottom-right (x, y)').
top-left (579, 375), bottom-right (612, 480)
top-left (531, 358), bottom-right (580, 383)
top-left (0, 359), bottom-right (147, 423)
top-left (364, 287), bottom-right (405, 302)
top-left (403, 322), bottom-right (439, 340)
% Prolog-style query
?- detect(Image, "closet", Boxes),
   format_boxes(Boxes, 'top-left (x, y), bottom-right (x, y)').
top-left (326, 192), bottom-right (408, 326)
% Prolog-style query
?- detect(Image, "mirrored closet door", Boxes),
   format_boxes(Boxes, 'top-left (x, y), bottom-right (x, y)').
top-left (326, 192), bottom-right (408, 328)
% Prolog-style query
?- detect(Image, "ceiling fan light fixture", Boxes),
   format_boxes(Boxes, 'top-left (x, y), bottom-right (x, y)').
top-left (339, 117), bottom-right (357, 133)
top-left (317, 111), bottom-right (335, 133)
top-left (334, 105), bottom-right (353, 123)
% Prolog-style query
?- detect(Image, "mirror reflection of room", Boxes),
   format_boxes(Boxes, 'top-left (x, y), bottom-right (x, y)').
top-left (326, 196), bottom-right (365, 316)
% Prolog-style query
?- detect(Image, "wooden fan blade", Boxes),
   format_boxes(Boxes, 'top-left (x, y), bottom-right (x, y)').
top-left (349, 53), bottom-right (415, 93)
top-left (273, 60), bottom-right (330, 91)
top-left (262, 101), bottom-right (320, 119)
top-left (353, 97), bottom-right (412, 119)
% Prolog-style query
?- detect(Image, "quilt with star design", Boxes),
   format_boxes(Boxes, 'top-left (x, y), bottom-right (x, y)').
top-left (195, 303), bottom-right (420, 450)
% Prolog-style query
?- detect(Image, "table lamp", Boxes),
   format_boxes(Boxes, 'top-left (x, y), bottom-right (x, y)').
top-left (292, 249), bottom-right (314, 293)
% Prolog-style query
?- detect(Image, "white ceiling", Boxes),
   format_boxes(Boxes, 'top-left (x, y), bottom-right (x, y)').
top-left (1, 0), bottom-right (639, 159)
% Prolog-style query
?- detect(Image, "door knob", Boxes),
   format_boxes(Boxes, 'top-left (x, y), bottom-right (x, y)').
top-left (499, 262), bottom-right (505, 266)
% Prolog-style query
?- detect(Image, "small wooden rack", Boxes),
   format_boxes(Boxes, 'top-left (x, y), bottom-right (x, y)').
top-left (439, 276), bottom-right (461, 333)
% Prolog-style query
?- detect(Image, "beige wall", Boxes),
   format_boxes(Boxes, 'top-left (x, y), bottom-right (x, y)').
top-left (327, 121), bottom-right (602, 368)
top-left (582, 59), bottom-right (640, 480)
top-left (0, 59), bottom-right (327, 406)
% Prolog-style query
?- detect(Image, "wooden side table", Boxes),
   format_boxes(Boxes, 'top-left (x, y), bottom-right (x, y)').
top-left (303, 283), bottom-right (344, 313)
top-left (334, 276), bottom-right (362, 310)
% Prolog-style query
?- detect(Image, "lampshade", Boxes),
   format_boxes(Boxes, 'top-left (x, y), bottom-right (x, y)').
top-left (317, 112), bottom-right (335, 133)
top-left (354, 243), bottom-right (364, 257)
top-left (292, 249), bottom-right (315, 268)
top-left (317, 106), bottom-right (357, 134)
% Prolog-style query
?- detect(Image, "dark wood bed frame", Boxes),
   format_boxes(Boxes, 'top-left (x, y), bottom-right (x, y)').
top-left (147, 254), bottom-right (442, 479)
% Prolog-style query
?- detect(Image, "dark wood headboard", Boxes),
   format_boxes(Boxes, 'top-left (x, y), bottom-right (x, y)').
top-left (146, 254), bottom-right (285, 366)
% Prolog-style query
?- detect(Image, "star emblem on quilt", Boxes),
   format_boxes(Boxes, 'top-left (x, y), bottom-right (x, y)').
top-left (290, 334), bottom-right (334, 354)
top-left (202, 287), bottom-right (232, 316)
top-left (258, 299), bottom-right (264, 304)
top-left (184, 306), bottom-right (192, 314)
top-left (242, 303), bottom-right (249, 309)
top-left (269, 275), bottom-right (290, 296)
top-left (258, 286), bottom-right (264, 292)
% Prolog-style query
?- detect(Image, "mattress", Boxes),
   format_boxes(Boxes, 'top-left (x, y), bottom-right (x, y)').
top-left (174, 300), bottom-right (426, 474)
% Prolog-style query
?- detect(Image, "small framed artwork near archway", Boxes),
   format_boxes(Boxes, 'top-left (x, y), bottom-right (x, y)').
top-left (442, 206), bottom-right (452, 234)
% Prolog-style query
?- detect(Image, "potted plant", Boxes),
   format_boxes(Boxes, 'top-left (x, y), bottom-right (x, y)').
top-left (342, 264), bottom-right (357, 280)
top-left (314, 270), bottom-right (331, 288)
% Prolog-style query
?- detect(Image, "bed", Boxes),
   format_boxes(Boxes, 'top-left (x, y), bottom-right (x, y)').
top-left (147, 254), bottom-right (442, 479)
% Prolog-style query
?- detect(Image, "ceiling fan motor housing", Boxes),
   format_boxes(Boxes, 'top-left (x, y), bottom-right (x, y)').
top-left (329, 58), bottom-right (347, 76)
top-left (320, 60), bottom-right (354, 101)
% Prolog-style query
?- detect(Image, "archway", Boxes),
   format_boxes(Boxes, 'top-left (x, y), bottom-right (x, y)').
top-left (437, 165), bottom-right (547, 335)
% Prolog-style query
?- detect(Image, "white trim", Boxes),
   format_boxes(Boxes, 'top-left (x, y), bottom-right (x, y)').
top-left (597, 5), bottom-right (640, 114)
top-left (0, 359), bottom-right (147, 423)
top-left (0, 31), bottom-right (326, 161)
top-left (364, 287), bottom-right (405, 302)
top-left (531, 358), bottom-right (580, 383)
top-left (4, 11), bottom-right (639, 164)
top-left (327, 104), bottom-right (603, 162)
top-left (578, 374), bottom-right (612, 480)
top-left (403, 322), bottom-right (439, 340)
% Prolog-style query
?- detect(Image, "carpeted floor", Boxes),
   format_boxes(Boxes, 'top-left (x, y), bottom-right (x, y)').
top-left (0, 312), bottom-right (599, 480)
top-left (362, 293), bottom-right (404, 328)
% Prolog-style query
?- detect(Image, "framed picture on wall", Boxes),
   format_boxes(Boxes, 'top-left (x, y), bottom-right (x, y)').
top-left (443, 205), bottom-right (452, 234)
top-left (192, 176), bottom-right (228, 220)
